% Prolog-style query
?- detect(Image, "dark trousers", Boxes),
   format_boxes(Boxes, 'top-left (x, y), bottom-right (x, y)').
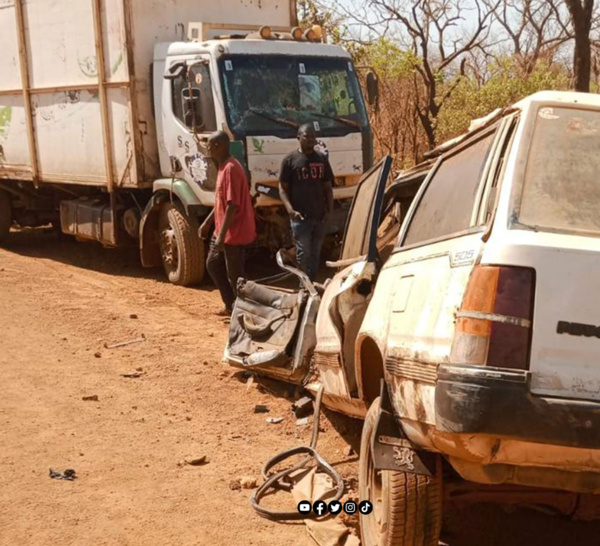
top-left (290, 217), bottom-right (327, 281)
top-left (206, 238), bottom-right (246, 310)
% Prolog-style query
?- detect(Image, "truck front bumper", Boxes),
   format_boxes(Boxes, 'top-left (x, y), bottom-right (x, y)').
top-left (435, 364), bottom-right (600, 450)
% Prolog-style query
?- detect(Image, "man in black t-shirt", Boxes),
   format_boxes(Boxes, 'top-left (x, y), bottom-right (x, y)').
top-left (279, 124), bottom-right (334, 281)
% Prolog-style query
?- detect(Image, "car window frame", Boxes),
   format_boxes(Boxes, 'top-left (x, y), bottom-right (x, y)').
top-left (339, 155), bottom-right (393, 263)
top-left (395, 124), bottom-right (501, 252)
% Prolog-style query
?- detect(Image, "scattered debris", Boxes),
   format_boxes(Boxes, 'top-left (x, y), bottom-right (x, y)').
top-left (246, 375), bottom-right (255, 391)
top-left (129, 314), bottom-right (138, 319)
top-left (296, 417), bottom-right (310, 427)
top-left (266, 417), bottom-right (284, 424)
top-left (121, 371), bottom-right (145, 379)
top-left (229, 479), bottom-right (242, 491)
top-left (239, 476), bottom-right (258, 489)
top-left (292, 396), bottom-right (314, 418)
top-left (49, 468), bottom-right (77, 481)
top-left (93, 352), bottom-right (102, 358)
top-left (253, 404), bottom-right (270, 414)
top-left (104, 335), bottom-right (146, 349)
top-left (82, 395), bottom-right (99, 402)
top-left (185, 456), bottom-right (209, 466)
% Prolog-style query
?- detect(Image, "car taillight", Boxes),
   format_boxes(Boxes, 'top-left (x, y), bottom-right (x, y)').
top-left (450, 266), bottom-right (535, 369)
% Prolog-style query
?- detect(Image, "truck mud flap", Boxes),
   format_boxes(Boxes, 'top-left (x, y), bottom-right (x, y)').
top-left (371, 381), bottom-right (437, 476)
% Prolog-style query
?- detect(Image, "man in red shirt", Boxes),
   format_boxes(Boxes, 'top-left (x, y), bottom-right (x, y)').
top-left (199, 131), bottom-right (256, 315)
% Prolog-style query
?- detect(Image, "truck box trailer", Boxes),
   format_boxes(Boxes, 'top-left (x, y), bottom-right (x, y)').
top-left (0, 0), bottom-right (375, 285)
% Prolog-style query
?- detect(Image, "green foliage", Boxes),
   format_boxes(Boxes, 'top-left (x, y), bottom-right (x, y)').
top-left (351, 39), bottom-right (419, 78)
top-left (437, 59), bottom-right (570, 141)
top-left (297, 0), bottom-right (345, 43)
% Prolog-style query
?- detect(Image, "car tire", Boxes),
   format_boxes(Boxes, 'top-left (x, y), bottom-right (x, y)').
top-left (0, 189), bottom-right (12, 243)
top-left (158, 202), bottom-right (204, 286)
top-left (359, 396), bottom-right (442, 546)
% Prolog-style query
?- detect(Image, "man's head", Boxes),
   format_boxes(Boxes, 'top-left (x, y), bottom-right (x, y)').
top-left (298, 124), bottom-right (317, 154)
top-left (207, 131), bottom-right (230, 164)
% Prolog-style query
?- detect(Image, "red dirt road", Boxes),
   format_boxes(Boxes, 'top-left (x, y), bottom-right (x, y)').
top-left (2, 229), bottom-right (600, 546)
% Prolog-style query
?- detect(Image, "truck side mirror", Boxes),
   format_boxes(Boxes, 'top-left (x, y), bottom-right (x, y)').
top-left (182, 88), bottom-right (204, 131)
top-left (366, 71), bottom-right (379, 107)
top-left (165, 61), bottom-right (186, 80)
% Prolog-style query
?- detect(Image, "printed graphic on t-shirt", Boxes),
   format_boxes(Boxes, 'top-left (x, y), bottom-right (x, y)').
top-left (300, 163), bottom-right (325, 180)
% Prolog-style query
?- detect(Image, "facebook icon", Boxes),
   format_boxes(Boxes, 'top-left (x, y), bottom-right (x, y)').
top-left (313, 500), bottom-right (328, 516)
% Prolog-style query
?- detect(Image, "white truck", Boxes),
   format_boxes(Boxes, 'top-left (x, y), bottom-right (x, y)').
top-left (0, 0), bottom-right (375, 285)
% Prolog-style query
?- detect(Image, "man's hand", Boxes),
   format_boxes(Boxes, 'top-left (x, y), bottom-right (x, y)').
top-left (214, 237), bottom-right (225, 252)
top-left (290, 210), bottom-right (304, 222)
top-left (199, 220), bottom-right (211, 240)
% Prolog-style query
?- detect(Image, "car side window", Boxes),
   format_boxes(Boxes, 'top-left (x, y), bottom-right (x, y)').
top-left (402, 130), bottom-right (496, 247)
top-left (172, 63), bottom-right (217, 132)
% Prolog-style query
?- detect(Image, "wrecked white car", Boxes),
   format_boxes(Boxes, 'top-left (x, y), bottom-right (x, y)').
top-left (226, 91), bottom-right (600, 545)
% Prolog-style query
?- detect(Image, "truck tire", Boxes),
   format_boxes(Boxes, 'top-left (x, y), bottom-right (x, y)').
top-left (0, 189), bottom-right (11, 243)
top-left (359, 397), bottom-right (442, 546)
top-left (158, 202), bottom-right (204, 286)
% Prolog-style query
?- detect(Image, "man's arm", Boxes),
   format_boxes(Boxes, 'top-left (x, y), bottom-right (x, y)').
top-left (279, 157), bottom-right (303, 221)
top-left (199, 209), bottom-right (215, 239)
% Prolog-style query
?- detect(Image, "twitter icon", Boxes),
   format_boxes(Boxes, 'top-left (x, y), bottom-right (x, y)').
top-left (328, 500), bottom-right (342, 515)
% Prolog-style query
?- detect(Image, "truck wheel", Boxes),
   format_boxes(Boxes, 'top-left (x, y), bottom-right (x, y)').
top-left (158, 202), bottom-right (204, 286)
top-left (0, 189), bottom-right (12, 243)
top-left (359, 397), bottom-right (442, 546)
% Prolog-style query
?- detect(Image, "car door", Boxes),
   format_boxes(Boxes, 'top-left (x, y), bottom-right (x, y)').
top-left (308, 156), bottom-right (392, 408)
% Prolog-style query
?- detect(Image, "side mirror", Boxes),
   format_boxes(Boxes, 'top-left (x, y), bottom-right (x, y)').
top-left (170, 156), bottom-right (182, 173)
top-left (366, 71), bottom-right (379, 107)
top-left (165, 61), bottom-right (186, 80)
top-left (182, 87), bottom-right (203, 131)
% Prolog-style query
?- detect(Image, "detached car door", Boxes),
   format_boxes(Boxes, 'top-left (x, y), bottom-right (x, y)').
top-left (306, 156), bottom-right (392, 414)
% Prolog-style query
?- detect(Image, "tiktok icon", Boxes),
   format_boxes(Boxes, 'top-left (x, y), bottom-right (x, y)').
top-left (359, 500), bottom-right (373, 514)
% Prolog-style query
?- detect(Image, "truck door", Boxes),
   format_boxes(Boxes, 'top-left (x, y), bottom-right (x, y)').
top-left (162, 57), bottom-right (218, 203)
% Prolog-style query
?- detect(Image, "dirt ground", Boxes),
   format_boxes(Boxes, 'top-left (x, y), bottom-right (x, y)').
top-left (2, 228), bottom-right (600, 546)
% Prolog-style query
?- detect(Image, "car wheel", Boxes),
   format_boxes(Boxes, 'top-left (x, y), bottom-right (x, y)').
top-left (0, 189), bottom-right (12, 243)
top-left (158, 202), bottom-right (204, 286)
top-left (359, 397), bottom-right (442, 546)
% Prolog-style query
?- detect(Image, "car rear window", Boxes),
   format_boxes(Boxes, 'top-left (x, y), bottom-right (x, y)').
top-left (517, 106), bottom-right (600, 236)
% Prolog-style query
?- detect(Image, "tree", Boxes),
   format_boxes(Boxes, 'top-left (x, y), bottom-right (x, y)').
top-left (483, 0), bottom-right (571, 75)
top-left (338, 0), bottom-right (500, 149)
top-left (564, 0), bottom-right (594, 92)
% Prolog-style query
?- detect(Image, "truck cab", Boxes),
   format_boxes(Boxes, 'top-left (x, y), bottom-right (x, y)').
top-left (151, 26), bottom-right (373, 251)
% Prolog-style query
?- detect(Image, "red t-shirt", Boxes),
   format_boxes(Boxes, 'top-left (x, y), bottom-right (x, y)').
top-left (214, 157), bottom-right (256, 246)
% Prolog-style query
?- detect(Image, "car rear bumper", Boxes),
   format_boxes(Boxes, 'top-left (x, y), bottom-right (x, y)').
top-left (435, 364), bottom-right (600, 449)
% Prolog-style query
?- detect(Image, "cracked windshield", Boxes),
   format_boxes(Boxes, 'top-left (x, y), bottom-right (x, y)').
top-left (220, 55), bottom-right (369, 136)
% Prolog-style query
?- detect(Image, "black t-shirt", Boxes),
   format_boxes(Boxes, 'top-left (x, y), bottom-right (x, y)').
top-left (279, 150), bottom-right (334, 220)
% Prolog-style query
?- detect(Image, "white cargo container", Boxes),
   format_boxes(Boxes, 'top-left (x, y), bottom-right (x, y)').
top-left (0, 0), bottom-right (376, 286)
top-left (0, 0), bottom-right (295, 187)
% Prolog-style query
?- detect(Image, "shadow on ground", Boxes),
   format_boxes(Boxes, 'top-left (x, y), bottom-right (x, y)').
top-left (2, 227), bottom-right (284, 285)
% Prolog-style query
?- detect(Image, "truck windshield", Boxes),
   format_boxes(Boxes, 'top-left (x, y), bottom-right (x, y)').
top-left (219, 55), bottom-right (369, 137)
top-left (516, 106), bottom-right (600, 236)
